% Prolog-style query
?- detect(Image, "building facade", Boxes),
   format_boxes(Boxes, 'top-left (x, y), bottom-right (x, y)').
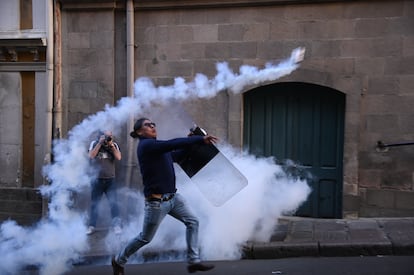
top-left (0, 0), bottom-right (413, 224)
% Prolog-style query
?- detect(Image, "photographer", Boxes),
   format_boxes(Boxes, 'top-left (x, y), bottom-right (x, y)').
top-left (87, 130), bottom-right (122, 235)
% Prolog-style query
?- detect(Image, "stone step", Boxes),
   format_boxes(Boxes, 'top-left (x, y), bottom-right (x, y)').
top-left (0, 187), bottom-right (43, 226)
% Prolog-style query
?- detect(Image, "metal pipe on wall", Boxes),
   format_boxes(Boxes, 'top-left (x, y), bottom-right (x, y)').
top-left (52, 0), bottom-right (62, 143)
top-left (39, 0), bottom-right (55, 216)
top-left (125, 0), bottom-right (136, 187)
top-left (44, 0), bottom-right (55, 170)
top-left (376, 140), bottom-right (414, 152)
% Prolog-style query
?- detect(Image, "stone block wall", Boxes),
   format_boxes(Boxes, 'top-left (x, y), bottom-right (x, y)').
top-left (0, 188), bottom-right (43, 225)
top-left (58, 0), bottom-right (414, 217)
top-left (62, 9), bottom-right (116, 132)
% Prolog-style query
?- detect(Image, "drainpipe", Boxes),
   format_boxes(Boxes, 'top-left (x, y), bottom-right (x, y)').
top-left (52, 0), bottom-right (62, 143)
top-left (45, 0), bottom-right (55, 167)
top-left (125, 0), bottom-right (135, 187)
top-left (41, 0), bottom-right (56, 216)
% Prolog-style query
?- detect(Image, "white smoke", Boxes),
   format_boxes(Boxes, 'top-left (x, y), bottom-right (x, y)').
top-left (178, 146), bottom-right (310, 260)
top-left (0, 47), bottom-right (308, 274)
top-left (103, 144), bottom-right (310, 262)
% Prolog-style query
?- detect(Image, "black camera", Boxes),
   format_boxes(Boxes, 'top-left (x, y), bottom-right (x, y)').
top-left (105, 135), bottom-right (112, 142)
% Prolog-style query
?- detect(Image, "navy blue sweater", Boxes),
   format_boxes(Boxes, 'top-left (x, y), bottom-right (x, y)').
top-left (137, 136), bottom-right (205, 197)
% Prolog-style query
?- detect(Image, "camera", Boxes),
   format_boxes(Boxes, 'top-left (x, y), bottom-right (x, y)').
top-left (105, 135), bottom-right (112, 142)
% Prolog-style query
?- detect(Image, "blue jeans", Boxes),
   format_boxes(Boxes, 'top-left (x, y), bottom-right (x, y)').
top-left (117, 193), bottom-right (200, 265)
top-left (89, 178), bottom-right (120, 227)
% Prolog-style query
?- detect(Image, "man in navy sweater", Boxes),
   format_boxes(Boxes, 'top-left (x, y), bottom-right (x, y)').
top-left (112, 117), bottom-right (217, 275)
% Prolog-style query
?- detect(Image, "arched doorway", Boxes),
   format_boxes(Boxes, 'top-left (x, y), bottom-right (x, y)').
top-left (243, 82), bottom-right (345, 218)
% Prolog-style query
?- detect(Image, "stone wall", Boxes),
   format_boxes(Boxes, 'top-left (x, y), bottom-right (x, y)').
top-left (58, 0), bottom-right (414, 217)
top-left (0, 188), bottom-right (43, 226)
top-left (61, 9), bottom-right (116, 131)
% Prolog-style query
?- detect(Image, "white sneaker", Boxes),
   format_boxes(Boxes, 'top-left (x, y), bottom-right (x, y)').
top-left (114, 225), bottom-right (122, 235)
top-left (86, 226), bottom-right (95, 235)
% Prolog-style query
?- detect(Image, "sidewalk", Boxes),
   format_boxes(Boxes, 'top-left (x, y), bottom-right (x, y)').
top-left (81, 217), bottom-right (414, 264)
top-left (243, 216), bottom-right (414, 259)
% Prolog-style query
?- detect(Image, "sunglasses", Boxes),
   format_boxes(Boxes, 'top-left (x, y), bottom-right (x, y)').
top-left (143, 122), bottom-right (156, 128)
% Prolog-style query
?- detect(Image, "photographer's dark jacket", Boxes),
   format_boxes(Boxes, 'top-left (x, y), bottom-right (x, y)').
top-left (89, 140), bottom-right (120, 179)
top-left (137, 136), bottom-right (204, 197)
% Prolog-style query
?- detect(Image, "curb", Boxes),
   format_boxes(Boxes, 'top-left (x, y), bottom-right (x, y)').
top-left (243, 242), bottom-right (319, 259)
top-left (244, 240), bottom-right (414, 259)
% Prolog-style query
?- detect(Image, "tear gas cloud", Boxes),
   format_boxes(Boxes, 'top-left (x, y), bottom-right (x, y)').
top-left (0, 48), bottom-right (310, 274)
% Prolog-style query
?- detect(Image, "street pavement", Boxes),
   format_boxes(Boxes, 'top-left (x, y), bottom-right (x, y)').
top-left (19, 216), bottom-right (414, 274)
top-left (80, 216), bottom-right (414, 264)
top-left (64, 256), bottom-right (414, 275)
top-left (244, 216), bottom-right (414, 259)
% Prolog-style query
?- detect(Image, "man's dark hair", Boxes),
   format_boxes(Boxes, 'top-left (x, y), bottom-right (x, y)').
top-left (130, 117), bottom-right (149, 139)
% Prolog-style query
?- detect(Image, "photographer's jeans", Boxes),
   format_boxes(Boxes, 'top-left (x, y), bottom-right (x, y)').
top-left (117, 193), bottom-right (201, 265)
top-left (89, 178), bottom-right (121, 227)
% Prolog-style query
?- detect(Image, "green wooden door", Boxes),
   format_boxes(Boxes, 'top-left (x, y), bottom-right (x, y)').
top-left (243, 82), bottom-right (345, 218)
